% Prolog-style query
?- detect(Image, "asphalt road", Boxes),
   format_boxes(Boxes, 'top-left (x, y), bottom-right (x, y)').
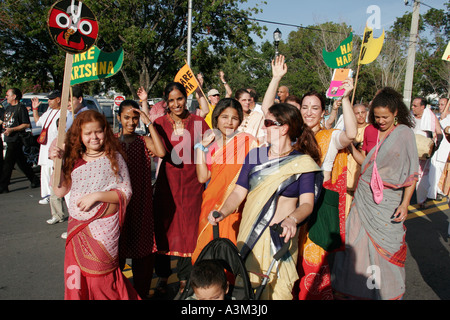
top-left (0, 168), bottom-right (449, 300)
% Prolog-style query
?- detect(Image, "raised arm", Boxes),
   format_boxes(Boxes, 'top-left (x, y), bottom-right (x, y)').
top-left (135, 108), bottom-right (166, 158)
top-left (325, 99), bottom-right (341, 129)
top-left (31, 97), bottom-right (42, 123)
top-left (195, 131), bottom-right (215, 183)
top-left (262, 55), bottom-right (287, 116)
top-left (195, 73), bottom-right (210, 118)
top-left (137, 86), bottom-right (150, 116)
top-left (337, 78), bottom-right (357, 148)
top-left (219, 71), bottom-right (232, 98)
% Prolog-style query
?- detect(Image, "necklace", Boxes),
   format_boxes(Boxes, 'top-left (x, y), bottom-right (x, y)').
top-left (269, 147), bottom-right (293, 158)
top-left (85, 150), bottom-right (105, 158)
top-left (169, 112), bottom-right (188, 135)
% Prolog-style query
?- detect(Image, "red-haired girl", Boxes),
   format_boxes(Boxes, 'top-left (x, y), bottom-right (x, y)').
top-left (50, 110), bottom-right (140, 300)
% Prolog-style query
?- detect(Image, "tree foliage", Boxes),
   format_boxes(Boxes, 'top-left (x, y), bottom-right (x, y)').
top-left (0, 0), bottom-right (449, 103)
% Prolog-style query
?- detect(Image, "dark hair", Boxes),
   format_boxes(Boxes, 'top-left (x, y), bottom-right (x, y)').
top-left (268, 103), bottom-right (321, 165)
top-left (285, 95), bottom-right (301, 106)
top-left (369, 87), bottom-right (415, 128)
top-left (234, 88), bottom-right (250, 100)
top-left (211, 98), bottom-right (243, 129)
top-left (413, 97), bottom-right (427, 107)
top-left (10, 88), bottom-right (22, 101)
top-left (246, 88), bottom-right (258, 102)
top-left (190, 260), bottom-right (228, 291)
top-left (118, 99), bottom-right (140, 115)
top-left (300, 90), bottom-right (326, 111)
top-left (72, 86), bottom-right (83, 98)
top-left (164, 82), bottom-right (187, 101)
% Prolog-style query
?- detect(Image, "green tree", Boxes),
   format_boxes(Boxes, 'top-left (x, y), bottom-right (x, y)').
top-left (84, 0), bottom-right (265, 98)
top-left (0, 0), bottom-right (265, 98)
top-left (0, 0), bottom-right (63, 94)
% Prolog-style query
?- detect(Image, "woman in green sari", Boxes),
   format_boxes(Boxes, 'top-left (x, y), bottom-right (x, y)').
top-left (331, 87), bottom-right (419, 300)
top-left (208, 103), bottom-right (322, 299)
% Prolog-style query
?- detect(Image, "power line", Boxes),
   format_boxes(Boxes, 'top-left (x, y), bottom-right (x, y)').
top-left (246, 17), bottom-right (347, 35)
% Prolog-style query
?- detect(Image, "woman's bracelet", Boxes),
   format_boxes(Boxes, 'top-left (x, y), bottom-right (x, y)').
top-left (194, 142), bottom-right (208, 153)
top-left (287, 215), bottom-right (298, 224)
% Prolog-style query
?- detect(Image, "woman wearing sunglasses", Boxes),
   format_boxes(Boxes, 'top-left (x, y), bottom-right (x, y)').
top-left (208, 103), bottom-right (322, 299)
top-left (261, 55), bottom-right (357, 300)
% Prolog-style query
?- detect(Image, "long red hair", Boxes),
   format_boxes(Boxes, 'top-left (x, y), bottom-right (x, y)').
top-left (62, 110), bottom-right (125, 185)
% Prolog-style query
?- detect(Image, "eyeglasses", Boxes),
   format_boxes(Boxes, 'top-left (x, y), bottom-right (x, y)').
top-left (264, 119), bottom-right (282, 127)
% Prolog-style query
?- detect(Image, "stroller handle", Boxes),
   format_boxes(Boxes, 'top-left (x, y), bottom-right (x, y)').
top-left (212, 210), bottom-right (220, 239)
top-left (270, 223), bottom-right (292, 261)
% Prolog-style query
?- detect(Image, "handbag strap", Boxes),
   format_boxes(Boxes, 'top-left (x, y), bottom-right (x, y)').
top-left (42, 109), bottom-right (59, 130)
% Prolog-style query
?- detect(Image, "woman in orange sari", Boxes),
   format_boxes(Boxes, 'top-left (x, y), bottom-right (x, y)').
top-left (192, 98), bottom-right (258, 263)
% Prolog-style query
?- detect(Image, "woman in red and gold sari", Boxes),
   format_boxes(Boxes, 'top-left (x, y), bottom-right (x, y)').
top-left (261, 55), bottom-right (357, 299)
top-left (192, 98), bottom-right (258, 263)
top-left (50, 110), bottom-right (140, 300)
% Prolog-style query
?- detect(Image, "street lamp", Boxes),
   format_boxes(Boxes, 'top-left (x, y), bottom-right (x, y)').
top-left (273, 28), bottom-right (282, 57)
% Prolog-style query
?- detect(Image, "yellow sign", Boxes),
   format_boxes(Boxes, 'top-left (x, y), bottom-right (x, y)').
top-left (174, 64), bottom-right (198, 96)
top-left (358, 24), bottom-right (385, 65)
top-left (442, 41), bottom-right (450, 62)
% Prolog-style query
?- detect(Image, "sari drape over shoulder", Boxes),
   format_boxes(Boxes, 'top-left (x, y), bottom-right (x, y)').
top-left (236, 154), bottom-right (321, 300)
top-left (64, 154), bottom-right (140, 300)
top-left (192, 132), bottom-right (258, 263)
top-left (295, 128), bottom-right (348, 300)
top-left (332, 125), bottom-right (419, 300)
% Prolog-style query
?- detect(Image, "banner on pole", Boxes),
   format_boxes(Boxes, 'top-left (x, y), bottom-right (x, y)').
top-left (442, 41), bottom-right (450, 62)
top-left (358, 24), bottom-right (385, 65)
top-left (322, 33), bottom-right (353, 69)
top-left (70, 45), bottom-right (124, 85)
top-left (174, 64), bottom-right (198, 96)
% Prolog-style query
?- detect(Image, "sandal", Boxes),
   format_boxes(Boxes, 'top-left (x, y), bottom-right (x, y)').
top-left (155, 277), bottom-right (168, 295)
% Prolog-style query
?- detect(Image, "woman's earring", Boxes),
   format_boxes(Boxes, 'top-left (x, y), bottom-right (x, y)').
top-left (394, 117), bottom-right (398, 126)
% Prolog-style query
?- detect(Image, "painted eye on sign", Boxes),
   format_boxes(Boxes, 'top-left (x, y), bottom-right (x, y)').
top-left (47, 0), bottom-right (98, 54)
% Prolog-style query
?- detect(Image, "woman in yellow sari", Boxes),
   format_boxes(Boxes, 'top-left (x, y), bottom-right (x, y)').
top-left (192, 98), bottom-right (258, 263)
top-left (208, 103), bottom-right (322, 300)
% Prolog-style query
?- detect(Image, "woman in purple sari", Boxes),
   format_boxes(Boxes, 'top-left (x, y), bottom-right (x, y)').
top-left (331, 87), bottom-right (419, 300)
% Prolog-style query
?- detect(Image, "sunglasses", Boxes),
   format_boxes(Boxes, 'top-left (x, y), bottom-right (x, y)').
top-left (264, 119), bottom-right (282, 127)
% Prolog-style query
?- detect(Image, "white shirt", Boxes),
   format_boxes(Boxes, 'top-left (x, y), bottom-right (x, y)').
top-left (36, 108), bottom-right (60, 166)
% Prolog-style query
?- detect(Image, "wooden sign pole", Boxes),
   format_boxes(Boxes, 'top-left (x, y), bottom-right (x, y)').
top-left (53, 52), bottom-right (73, 187)
top-left (351, 64), bottom-right (361, 106)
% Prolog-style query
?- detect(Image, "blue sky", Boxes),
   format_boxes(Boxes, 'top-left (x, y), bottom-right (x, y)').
top-left (240, 0), bottom-right (447, 43)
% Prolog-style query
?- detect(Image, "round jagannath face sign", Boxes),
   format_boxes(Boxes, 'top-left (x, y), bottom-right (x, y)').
top-left (47, 0), bottom-right (98, 54)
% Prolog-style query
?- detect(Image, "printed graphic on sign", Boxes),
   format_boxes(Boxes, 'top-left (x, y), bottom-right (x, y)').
top-left (70, 45), bottom-right (124, 85)
top-left (322, 33), bottom-right (353, 69)
top-left (174, 64), bottom-right (199, 96)
top-left (326, 68), bottom-right (353, 99)
top-left (358, 24), bottom-right (384, 65)
top-left (47, 0), bottom-right (98, 54)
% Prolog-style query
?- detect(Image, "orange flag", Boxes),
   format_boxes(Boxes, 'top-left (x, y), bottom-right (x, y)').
top-left (174, 64), bottom-right (198, 96)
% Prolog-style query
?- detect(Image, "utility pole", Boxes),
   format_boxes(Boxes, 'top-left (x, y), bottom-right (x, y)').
top-left (187, 0), bottom-right (192, 66)
top-left (187, 0), bottom-right (193, 108)
top-left (403, 0), bottom-right (421, 109)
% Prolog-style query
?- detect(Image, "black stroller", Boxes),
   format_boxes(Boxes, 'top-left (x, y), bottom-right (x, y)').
top-left (178, 212), bottom-right (293, 300)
